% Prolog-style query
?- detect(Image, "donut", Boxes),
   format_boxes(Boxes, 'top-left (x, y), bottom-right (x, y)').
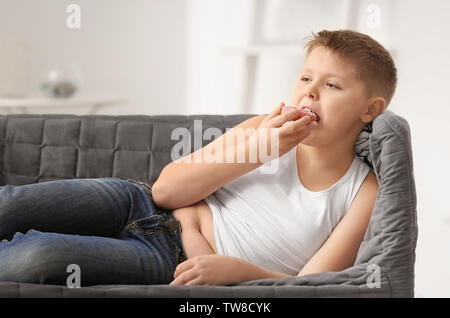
top-left (281, 105), bottom-right (320, 122)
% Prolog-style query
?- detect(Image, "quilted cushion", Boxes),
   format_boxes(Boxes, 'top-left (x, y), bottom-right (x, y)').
top-left (0, 114), bottom-right (253, 185)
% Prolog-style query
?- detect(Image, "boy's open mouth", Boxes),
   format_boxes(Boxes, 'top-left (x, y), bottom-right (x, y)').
top-left (281, 105), bottom-right (321, 123)
top-left (300, 106), bottom-right (320, 123)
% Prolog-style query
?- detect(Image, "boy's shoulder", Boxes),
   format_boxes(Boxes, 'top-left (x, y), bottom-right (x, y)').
top-left (359, 171), bottom-right (379, 200)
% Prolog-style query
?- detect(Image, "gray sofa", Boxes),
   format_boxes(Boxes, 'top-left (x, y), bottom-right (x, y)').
top-left (0, 110), bottom-right (417, 297)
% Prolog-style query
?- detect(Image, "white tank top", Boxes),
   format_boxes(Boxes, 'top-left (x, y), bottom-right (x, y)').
top-left (203, 146), bottom-right (370, 276)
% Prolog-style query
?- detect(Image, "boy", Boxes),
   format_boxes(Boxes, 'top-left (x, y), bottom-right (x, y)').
top-left (154, 29), bottom-right (397, 286)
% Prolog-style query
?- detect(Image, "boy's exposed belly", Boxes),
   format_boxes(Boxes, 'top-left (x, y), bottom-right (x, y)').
top-left (172, 199), bottom-right (217, 257)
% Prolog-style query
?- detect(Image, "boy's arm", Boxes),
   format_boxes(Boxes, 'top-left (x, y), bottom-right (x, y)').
top-left (152, 115), bottom-right (266, 210)
top-left (297, 171), bottom-right (378, 277)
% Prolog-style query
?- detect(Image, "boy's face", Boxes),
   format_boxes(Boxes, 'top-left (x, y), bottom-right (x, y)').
top-left (291, 46), bottom-right (369, 147)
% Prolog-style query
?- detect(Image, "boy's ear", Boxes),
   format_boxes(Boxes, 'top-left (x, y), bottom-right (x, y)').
top-left (361, 97), bottom-right (386, 123)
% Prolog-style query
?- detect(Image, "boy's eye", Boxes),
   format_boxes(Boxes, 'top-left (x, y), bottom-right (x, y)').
top-left (327, 82), bottom-right (339, 89)
top-left (300, 76), bottom-right (310, 82)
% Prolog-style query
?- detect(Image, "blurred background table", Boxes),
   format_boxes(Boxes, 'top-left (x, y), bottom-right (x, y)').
top-left (0, 96), bottom-right (127, 115)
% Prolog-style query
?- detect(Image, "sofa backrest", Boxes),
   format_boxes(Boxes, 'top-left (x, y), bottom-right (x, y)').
top-left (0, 113), bottom-right (256, 185)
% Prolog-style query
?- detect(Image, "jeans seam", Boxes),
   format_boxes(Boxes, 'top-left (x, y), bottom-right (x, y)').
top-left (127, 223), bottom-right (181, 264)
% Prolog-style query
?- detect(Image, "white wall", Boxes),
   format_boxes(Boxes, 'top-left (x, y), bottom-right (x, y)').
top-left (0, 0), bottom-right (187, 115)
top-left (183, 0), bottom-right (356, 116)
top-left (388, 0), bottom-right (450, 298)
top-left (1, 0), bottom-right (449, 297)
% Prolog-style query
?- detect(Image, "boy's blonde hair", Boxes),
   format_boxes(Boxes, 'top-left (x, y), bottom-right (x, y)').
top-left (305, 29), bottom-right (397, 106)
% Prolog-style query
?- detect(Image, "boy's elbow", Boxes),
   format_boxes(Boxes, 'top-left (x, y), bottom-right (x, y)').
top-left (152, 181), bottom-right (190, 210)
top-left (151, 181), bottom-right (170, 209)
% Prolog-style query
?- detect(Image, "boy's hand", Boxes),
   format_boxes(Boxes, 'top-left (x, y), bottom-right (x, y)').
top-left (169, 254), bottom-right (248, 286)
top-left (251, 102), bottom-right (318, 160)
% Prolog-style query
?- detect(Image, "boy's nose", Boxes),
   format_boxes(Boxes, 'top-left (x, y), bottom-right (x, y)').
top-left (304, 90), bottom-right (318, 101)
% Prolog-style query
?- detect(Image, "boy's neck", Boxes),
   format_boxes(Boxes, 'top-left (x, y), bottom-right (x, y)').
top-left (297, 135), bottom-right (358, 172)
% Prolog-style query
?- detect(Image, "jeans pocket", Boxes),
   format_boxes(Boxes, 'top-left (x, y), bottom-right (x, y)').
top-left (129, 215), bottom-right (164, 236)
top-left (128, 215), bottom-right (184, 267)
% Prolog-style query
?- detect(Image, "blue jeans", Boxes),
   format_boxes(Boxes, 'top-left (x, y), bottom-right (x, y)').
top-left (0, 177), bottom-right (187, 286)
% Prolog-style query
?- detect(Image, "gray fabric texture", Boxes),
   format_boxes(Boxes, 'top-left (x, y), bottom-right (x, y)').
top-left (0, 110), bottom-right (417, 297)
